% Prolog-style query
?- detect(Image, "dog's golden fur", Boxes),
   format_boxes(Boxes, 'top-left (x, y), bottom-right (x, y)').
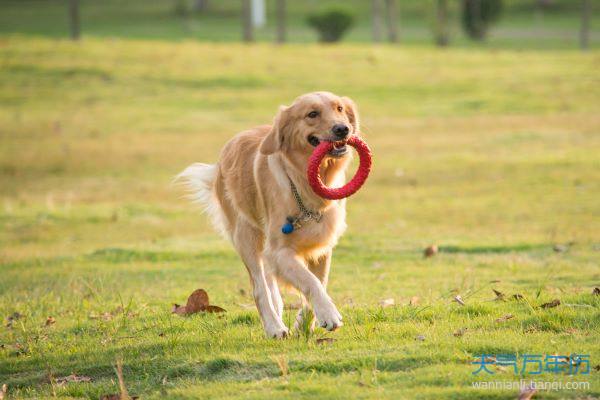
top-left (179, 91), bottom-right (360, 337)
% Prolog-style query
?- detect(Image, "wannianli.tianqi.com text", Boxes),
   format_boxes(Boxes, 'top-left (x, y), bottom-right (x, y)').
top-left (472, 380), bottom-right (591, 391)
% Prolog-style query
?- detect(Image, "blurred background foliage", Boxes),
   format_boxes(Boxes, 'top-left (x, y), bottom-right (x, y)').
top-left (0, 0), bottom-right (597, 49)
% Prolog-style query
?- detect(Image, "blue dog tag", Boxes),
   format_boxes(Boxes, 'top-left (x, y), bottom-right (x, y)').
top-left (281, 222), bottom-right (294, 234)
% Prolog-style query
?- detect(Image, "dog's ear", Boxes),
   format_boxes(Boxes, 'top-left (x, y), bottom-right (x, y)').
top-left (341, 97), bottom-right (360, 133)
top-left (260, 105), bottom-right (291, 155)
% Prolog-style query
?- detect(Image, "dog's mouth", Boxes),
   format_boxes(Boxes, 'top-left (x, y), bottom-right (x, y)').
top-left (308, 135), bottom-right (349, 158)
top-left (328, 141), bottom-right (348, 157)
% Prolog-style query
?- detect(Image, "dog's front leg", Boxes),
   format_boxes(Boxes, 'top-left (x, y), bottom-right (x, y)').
top-left (233, 225), bottom-right (288, 338)
top-left (295, 251), bottom-right (332, 331)
top-left (266, 248), bottom-right (342, 331)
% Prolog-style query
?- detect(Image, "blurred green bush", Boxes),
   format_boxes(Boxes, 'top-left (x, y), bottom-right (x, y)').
top-left (306, 7), bottom-right (355, 43)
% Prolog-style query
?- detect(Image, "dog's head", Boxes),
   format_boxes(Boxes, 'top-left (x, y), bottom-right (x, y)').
top-left (260, 92), bottom-right (359, 159)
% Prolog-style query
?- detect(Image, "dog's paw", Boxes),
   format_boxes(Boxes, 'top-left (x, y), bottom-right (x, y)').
top-left (313, 301), bottom-right (343, 331)
top-left (265, 324), bottom-right (289, 339)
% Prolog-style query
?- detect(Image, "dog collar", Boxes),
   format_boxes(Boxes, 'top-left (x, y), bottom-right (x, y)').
top-left (281, 178), bottom-right (322, 235)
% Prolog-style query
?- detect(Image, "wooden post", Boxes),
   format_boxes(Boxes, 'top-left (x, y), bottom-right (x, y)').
top-left (435, 0), bottom-right (449, 46)
top-left (372, 0), bottom-right (383, 43)
top-left (68, 0), bottom-right (80, 40)
top-left (384, 0), bottom-right (398, 43)
top-left (580, 0), bottom-right (591, 50)
top-left (242, 0), bottom-right (253, 42)
top-left (276, 0), bottom-right (286, 43)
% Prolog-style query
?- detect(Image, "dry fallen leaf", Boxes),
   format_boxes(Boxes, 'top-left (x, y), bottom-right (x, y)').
top-left (453, 328), bottom-right (467, 337)
top-left (552, 244), bottom-right (569, 253)
top-left (492, 289), bottom-right (506, 301)
top-left (316, 338), bottom-right (337, 345)
top-left (55, 374), bottom-right (92, 386)
top-left (205, 305), bottom-right (227, 313)
top-left (172, 289), bottom-right (226, 316)
top-left (0, 384), bottom-right (6, 400)
top-left (454, 295), bottom-right (465, 306)
top-left (379, 298), bottom-right (395, 308)
top-left (409, 296), bottom-right (420, 306)
top-left (100, 393), bottom-right (139, 399)
top-left (593, 287), bottom-right (600, 296)
top-left (495, 314), bottom-right (514, 323)
top-left (540, 299), bottom-right (561, 309)
top-left (518, 383), bottom-right (537, 400)
top-left (12, 343), bottom-right (27, 356)
top-left (45, 316), bottom-right (56, 326)
top-left (423, 245), bottom-right (438, 258)
top-left (5, 312), bottom-right (22, 328)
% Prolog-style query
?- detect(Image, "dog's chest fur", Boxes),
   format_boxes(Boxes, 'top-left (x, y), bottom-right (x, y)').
top-left (290, 200), bottom-right (347, 256)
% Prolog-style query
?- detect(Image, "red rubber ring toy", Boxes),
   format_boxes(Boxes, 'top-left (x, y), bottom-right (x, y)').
top-left (307, 135), bottom-right (372, 200)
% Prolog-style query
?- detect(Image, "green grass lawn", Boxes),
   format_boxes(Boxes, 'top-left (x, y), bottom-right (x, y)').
top-left (1, 36), bottom-right (599, 399)
top-left (0, 0), bottom-right (598, 49)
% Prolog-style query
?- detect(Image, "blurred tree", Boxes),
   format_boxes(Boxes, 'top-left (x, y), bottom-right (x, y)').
top-left (372, 0), bottom-right (383, 42)
top-left (193, 0), bottom-right (208, 12)
top-left (461, 0), bottom-right (502, 40)
top-left (307, 7), bottom-right (355, 43)
top-left (384, 0), bottom-right (399, 43)
top-left (580, 0), bottom-right (591, 50)
top-left (434, 0), bottom-right (449, 46)
top-left (174, 0), bottom-right (188, 16)
top-left (242, 0), bottom-right (253, 42)
top-left (276, 0), bottom-right (286, 43)
top-left (68, 0), bottom-right (80, 40)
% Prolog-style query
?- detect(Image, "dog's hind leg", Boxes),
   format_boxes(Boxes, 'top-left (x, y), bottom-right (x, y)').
top-left (307, 251), bottom-right (332, 288)
top-left (233, 222), bottom-right (288, 338)
top-left (264, 272), bottom-right (283, 318)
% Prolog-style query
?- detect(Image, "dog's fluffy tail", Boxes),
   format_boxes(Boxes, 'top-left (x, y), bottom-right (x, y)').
top-left (176, 163), bottom-right (227, 239)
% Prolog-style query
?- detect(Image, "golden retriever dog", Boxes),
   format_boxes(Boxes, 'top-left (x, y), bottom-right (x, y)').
top-left (179, 91), bottom-right (359, 338)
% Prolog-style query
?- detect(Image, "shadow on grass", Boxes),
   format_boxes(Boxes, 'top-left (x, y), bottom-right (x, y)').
top-left (2, 343), bottom-right (278, 389)
top-left (88, 247), bottom-right (236, 263)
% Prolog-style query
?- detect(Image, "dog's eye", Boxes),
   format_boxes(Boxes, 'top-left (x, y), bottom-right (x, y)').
top-left (337, 106), bottom-right (343, 112)
top-left (307, 111), bottom-right (319, 119)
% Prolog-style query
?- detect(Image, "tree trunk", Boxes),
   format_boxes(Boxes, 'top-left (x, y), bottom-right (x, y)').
top-left (470, 0), bottom-right (484, 40)
top-left (372, 0), bottom-right (383, 43)
top-left (276, 0), bottom-right (286, 43)
top-left (580, 0), bottom-right (591, 50)
top-left (68, 0), bottom-right (80, 40)
top-left (242, 0), bottom-right (253, 42)
top-left (384, 0), bottom-right (399, 43)
top-left (435, 0), bottom-right (449, 46)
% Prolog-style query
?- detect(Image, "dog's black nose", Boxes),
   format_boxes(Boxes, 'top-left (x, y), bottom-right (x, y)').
top-left (332, 124), bottom-right (349, 139)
